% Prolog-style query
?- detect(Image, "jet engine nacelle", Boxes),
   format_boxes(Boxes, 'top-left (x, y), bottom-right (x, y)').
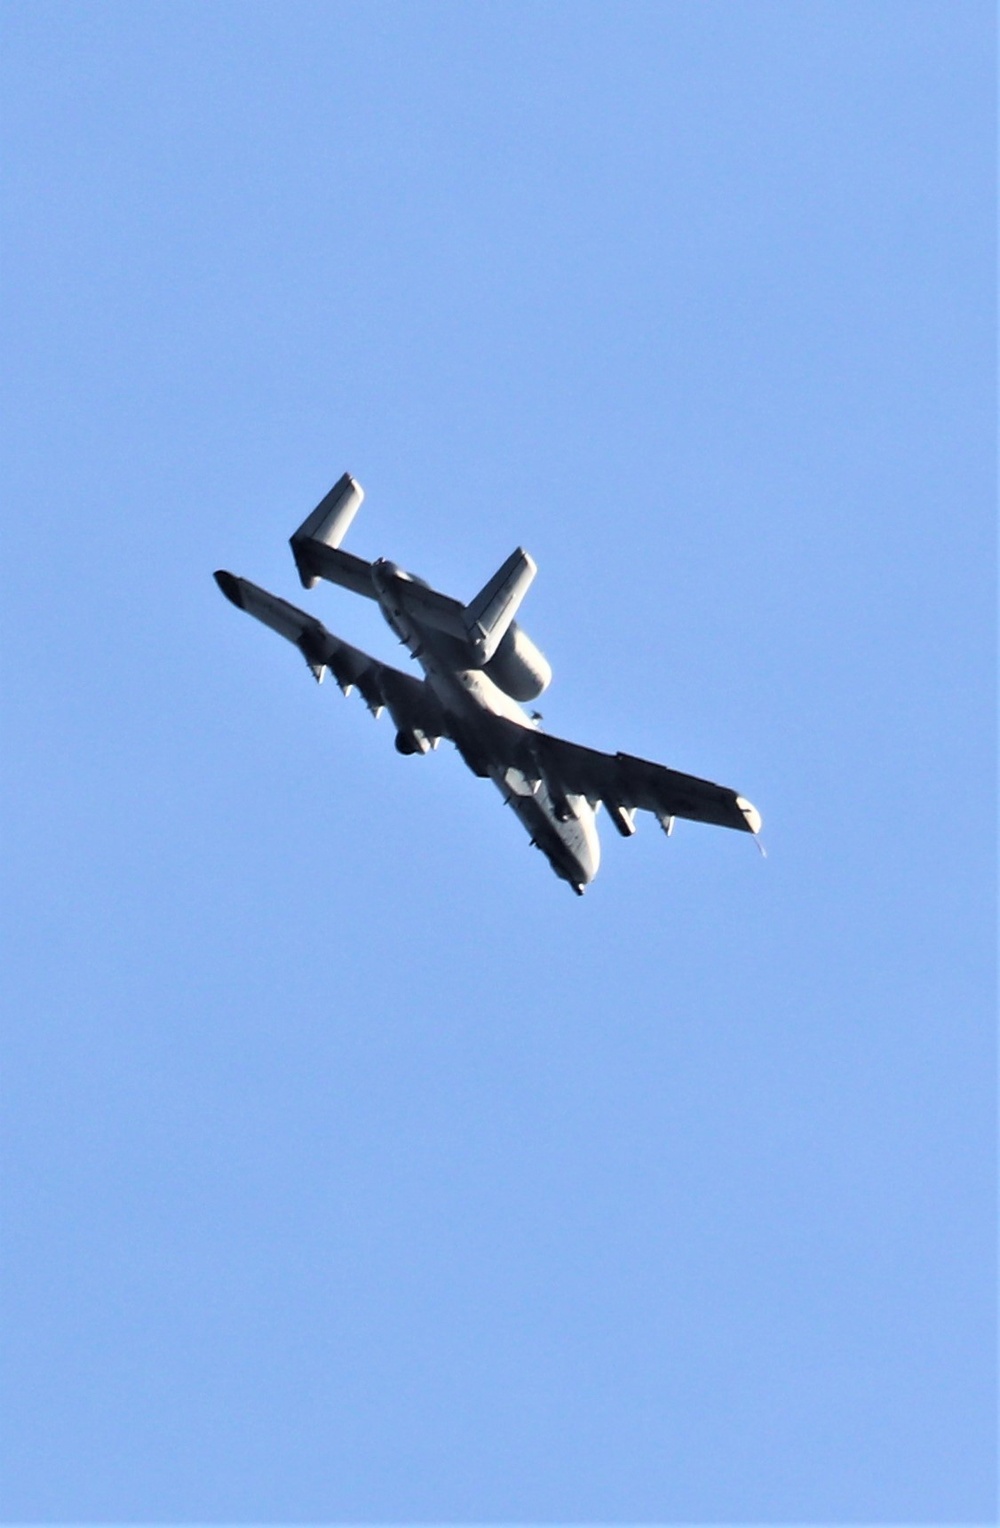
top-left (483, 622), bottom-right (552, 702)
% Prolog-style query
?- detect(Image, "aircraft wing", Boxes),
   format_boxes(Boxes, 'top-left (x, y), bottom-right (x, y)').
top-left (480, 714), bottom-right (761, 835)
top-left (214, 571), bottom-right (448, 741)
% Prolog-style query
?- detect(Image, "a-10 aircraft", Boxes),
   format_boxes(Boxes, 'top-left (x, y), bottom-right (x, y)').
top-left (215, 473), bottom-right (761, 894)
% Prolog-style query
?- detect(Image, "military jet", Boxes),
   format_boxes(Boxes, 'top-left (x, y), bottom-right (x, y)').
top-left (214, 472), bottom-right (761, 893)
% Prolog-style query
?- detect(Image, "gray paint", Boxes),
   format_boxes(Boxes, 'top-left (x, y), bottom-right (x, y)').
top-left (215, 474), bottom-right (760, 892)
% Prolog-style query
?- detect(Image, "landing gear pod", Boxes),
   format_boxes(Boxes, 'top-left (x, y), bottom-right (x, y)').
top-left (606, 802), bottom-right (637, 837)
top-left (395, 727), bottom-right (433, 756)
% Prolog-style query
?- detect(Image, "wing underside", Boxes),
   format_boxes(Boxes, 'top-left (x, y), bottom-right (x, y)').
top-left (214, 571), bottom-right (447, 741)
top-left (214, 570), bottom-right (759, 838)
top-left (476, 712), bottom-right (761, 835)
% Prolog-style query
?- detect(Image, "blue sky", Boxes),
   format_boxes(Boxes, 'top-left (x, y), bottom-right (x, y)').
top-left (1, 1), bottom-right (995, 1521)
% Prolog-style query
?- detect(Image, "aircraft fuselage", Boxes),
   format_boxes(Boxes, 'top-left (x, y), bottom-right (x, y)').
top-left (371, 557), bottom-right (600, 892)
top-left (215, 470), bottom-right (761, 893)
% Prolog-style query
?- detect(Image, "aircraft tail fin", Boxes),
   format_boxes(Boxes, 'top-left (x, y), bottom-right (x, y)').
top-left (465, 547), bottom-right (536, 665)
top-left (290, 473), bottom-right (364, 589)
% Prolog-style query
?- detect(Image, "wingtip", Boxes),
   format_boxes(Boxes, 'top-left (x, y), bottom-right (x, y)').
top-left (736, 796), bottom-right (762, 835)
top-left (214, 569), bottom-right (245, 610)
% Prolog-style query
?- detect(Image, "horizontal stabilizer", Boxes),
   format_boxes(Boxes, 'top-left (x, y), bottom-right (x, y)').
top-left (465, 547), bottom-right (536, 665)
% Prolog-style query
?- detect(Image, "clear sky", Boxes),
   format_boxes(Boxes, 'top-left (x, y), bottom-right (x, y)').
top-left (1, 2), bottom-right (995, 1521)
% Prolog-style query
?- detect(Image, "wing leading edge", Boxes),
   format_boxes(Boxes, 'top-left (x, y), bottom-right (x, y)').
top-left (214, 570), bottom-right (447, 743)
top-left (475, 712), bottom-right (761, 836)
top-left (213, 569), bottom-right (760, 845)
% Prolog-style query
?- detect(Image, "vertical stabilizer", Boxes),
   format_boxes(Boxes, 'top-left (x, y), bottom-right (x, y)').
top-left (465, 547), bottom-right (536, 664)
top-left (290, 473), bottom-right (364, 588)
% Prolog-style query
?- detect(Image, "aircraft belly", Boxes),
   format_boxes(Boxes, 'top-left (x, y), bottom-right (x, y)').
top-left (415, 659), bottom-right (600, 890)
top-left (493, 773), bottom-right (600, 891)
top-left (422, 660), bottom-right (527, 728)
